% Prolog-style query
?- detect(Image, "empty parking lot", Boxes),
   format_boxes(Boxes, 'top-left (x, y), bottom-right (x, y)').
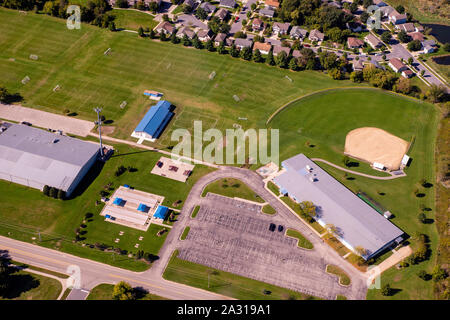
top-left (177, 193), bottom-right (353, 299)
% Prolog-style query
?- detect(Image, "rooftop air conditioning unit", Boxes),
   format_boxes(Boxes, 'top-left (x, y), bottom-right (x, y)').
top-left (306, 165), bottom-right (312, 171)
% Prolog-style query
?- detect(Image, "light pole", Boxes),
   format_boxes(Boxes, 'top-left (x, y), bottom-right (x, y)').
top-left (93, 107), bottom-right (104, 157)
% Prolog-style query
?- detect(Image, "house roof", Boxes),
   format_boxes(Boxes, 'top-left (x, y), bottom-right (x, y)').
top-left (273, 45), bottom-right (290, 55)
top-left (200, 2), bottom-right (216, 12)
top-left (177, 26), bottom-right (195, 38)
top-left (154, 205), bottom-right (169, 219)
top-left (399, 22), bottom-right (415, 32)
top-left (292, 49), bottom-right (302, 58)
top-left (273, 22), bottom-right (290, 32)
top-left (0, 123), bottom-right (99, 191)
top-left (290, 26), bottom-right (307, 37)
top-left (234, 38), bottom-right (253, 48)
top-left (260, 7), bottom-right (274, 17)
top-left (409, 32), bottom-right (424, 41)
top-left (253, 41), bottom-right (271, 52)
top-left (265, 0), bottom-right (280, 7)
top-left (365, 33), bottom-right (382, 46)
top-left (156, 21), bottom-right (175, 33)
top-left (219, 0), bottom-right (235, 8)
top-left (197, 29), bottom-right (212, 38)
top-left (274, 154), bottom-right (404, 258)
top-left (347, 37), bottom-right (364, 48)
top-left (309, 29), bottom-right (324, 40)
top-left (134, 100), bottom-right (173, 138)
top-left (214, 33), bottom-right (227, 42)
top-left (389, 58), bottom-right (406, 70)
top-left (215, 8), bottom-right (228, 19)
top-left (252, 18), bottom-right (263, 26)
top-left (352, 59), bottom-right (364, 70)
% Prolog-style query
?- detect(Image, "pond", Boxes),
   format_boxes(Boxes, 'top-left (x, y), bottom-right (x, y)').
top-left (432, 55), bottom-right (450, 66)
top-left (422, 24), bottom-right (450, 44)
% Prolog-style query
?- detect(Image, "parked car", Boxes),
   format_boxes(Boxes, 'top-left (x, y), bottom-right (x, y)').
top-left (21, 121), bottom-right (32, 126)
top-left (269, 223), bottom-right (276, 232)
top-left (278, 225), bottom-right (284, 232)
top-left (235, 16), bottom-right (239, 22)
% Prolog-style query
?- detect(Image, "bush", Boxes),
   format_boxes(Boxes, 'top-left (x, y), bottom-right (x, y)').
top-left (381, 284), bottom-right (392, 296)
top-left (49, 187), bottom-right (58, 198)
top-left (115, 165), bottom-right (126, 177)
top-left (407, 40), bottom-right (422, 51)
top-left (43, 185), bottom-right (50, 196)
top-left (57, 189), bottom-right (66, 200)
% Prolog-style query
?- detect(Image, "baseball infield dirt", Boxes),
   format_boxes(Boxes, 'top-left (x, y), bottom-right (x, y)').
top-left (344, 127), bottom-right (409, 171)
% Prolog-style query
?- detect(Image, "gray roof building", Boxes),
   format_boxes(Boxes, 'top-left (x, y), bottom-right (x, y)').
top-left (234, 38), bottom-right (253, 49)
top-left (219, 0), bottom-right (235, 8)
top-left (260, 7), bottom-right (274, 17)
top-left (0, 123), bottom-right (99, 196)
top-left (290, 26), bottom-right (307, 39)
top-left (200, 2), bottom-right (216, 13)
top-left (273, 154), bottom-right (404, 259)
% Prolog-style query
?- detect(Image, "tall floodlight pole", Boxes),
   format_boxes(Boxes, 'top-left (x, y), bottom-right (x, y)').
top-left (94, 107), bottom-right (104, 157)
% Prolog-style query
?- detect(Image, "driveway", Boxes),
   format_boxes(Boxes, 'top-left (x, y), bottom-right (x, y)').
top-left (176, 14), bottom-right (208, 30)
top-left (230, 0), bottom-right (258, 35)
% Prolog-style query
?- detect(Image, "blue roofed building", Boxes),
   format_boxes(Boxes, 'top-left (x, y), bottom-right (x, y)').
top-left (131, 100), bottom-right (174, 142)
top-left (273, 153), bottom-right (404, 260)
top-left (153, 205), bottom-right (169, 221)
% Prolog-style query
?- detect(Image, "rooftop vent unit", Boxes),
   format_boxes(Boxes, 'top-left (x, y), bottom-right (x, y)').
top-left (306, 165), bottom-right (312, 171)
top-left (309, 175), bottom-right (317, 182)
top-left (52, 139), bottom-right (59, 143)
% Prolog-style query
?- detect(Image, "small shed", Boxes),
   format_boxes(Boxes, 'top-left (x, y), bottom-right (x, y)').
top-left (113, 197), bottom-right (125, 206)
top-left (373, 162), bottom-right (385, 170)
top-left (153, 205), bottom-right (169, 220)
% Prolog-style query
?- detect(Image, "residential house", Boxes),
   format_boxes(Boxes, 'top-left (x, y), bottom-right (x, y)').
top-left (328, 1), bottom-right (341, 9)
top-left (415, 24), bottom-right (424, 33)
top-left (290, 26), bottom-right (307, 39)
top-left (252, 18), bottom-right (264, 31)
top-left (347, 37), bottom-right (364, 49)
top-left (183, 0), bottom-right (195, 8)
top-left (309, 29), bottom-right (325, 42)
top-left (260, 7), bottom-right (275, 18)
top-left (155, 21), bottom-right (175, 35)
top-left (219, 0), bottom-right (236, 9)
top-left (423, 44), bottom-right (434, 54)
top-left (352, 59), bottom-right (364, 71)
top-left (265, 0), bottom-right (280, 9)
top-left (388, 11), bottom-right (407, 25)
top-left (365, 33), bottom-right (383, 49)
top-left (197, 29), bottom-right (213, 42)
top-left (373, 0), bottom-right (387, 6)
top-left (272, 22), bottom-right (290, 35)
top-left (272, 45), bottom-right (290, 56)
top-left (409, 32), bottom-right (424, 41)
top-left (397, 22), bottom-right (415, 33)
top-left (215, 8), bottom-right (229, 21)
top-left (234, 38), bottom-right (253, 49)
top-left (176, 26), bottom-right (195, 39)
top-left (388, 58), bottom-right (407, 72)
top-left (214, 33), bottom-right (227, 46)
top-left (253, 41), bottom-right (272, 55)
top-left (402, 69), bottom-right (414, 78)
top-left (292, 49), bottom-right (303, 58)
top-left (200, 2), bottom-right (216, 14)
top-left (380, 6), bottom-right (395, 18)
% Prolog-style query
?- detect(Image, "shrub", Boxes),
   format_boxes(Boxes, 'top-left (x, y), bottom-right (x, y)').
top-left (381, 284), bottom-right (392, 296)
top-left (57, 189), bottom-right (66, 200)
top-left (43, 185), bottom-right (50, 196)
top-left (49, 187), bottom-right (58, 198)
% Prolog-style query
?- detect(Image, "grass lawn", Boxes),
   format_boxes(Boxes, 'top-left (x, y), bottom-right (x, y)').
top-left (163, 250), bottom-right (319, 300)
top-left (107, 9), bottom-right (158, 32)
top-left (0, 143), bottom-right (215, 271)
top-left (86, 283), bottom-right (169, 300)
top-left (261, 204), bottom-right (276, 215)
top-left (382, 0), bottom-right (450, 24)
top-left (326, 265), bottom-right (351, 286)
top-left (180, 226), bottom-right (190, 240)
top-left (0, 270), bottom-right (62, 300)
top-left (280, 196), bottom-right (325, 234)
top-left (191, 205), bottom-right (200, 218)
top-left (0, 8), bottom-right (360, 149)
top-left (285, 229), bottom-right (313, 249)
top-left (266, 181), bottom-right (280, 196)
top-left (202, 178), bottom-right (265, 203)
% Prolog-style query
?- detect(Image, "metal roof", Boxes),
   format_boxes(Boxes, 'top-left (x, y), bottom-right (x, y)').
top-left (274, 154), bottom-right (404, 258)
top-left (134, 100), bottom-right (173, 138)
top-left (0, 123), bottom-right (99, 191)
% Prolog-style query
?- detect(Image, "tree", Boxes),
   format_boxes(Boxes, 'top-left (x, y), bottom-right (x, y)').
top-left (205, 39), bottom-right (214, 51)
top-left (355, 246), bottom-right (368, 257)
top-left (170, 32), bottom-right (178, 44)
top-left (192, 36), bottom-right (202, 49)
top-left (253, 49), bottom-right (263, 63)
top-left (43, 185), bottom-right (50, 196)
top-left (234, 31), bottom-right (246, 39)
top-left (444, 43), bottom-right (450, 52)
top-left (418, 212), bottom-right (427, 224)
top-left (394, 77), bottom-right (412, 94)
top-left (160, 31), bottom-right (167, 41)
top-left (194, 7), bottom-right (207, 20)
top-left (407, 40), bottom-right (421, 51)
top-left (0, 253), bottom-right (11, 297)
top-left (112, 281), bottom-right (135, 300)
top-left (240, 46), bottom-right (252, 60)
top-left (49, 187), bottom-right (58, 198)
top-left (360, 12), bottom-right (370, 24)
top-left (182, 34), bottom-right (191, 46)
top-left (362, 0), bottom-right (373, 8)
top-left (397, 30), bottom-right (410, 43)
top-left (289, 57), bottom-right (298, 71)
top-left (162, 14), bottom-right (170, 22)
top-left (109, 21), bottom-right (116, 32)
top-left (148, 1), bottom-right (159, 13)
top-left (230, 45), bottom-right (239, 57)
top-left (325, 224), bottom-right (338, 236)
top-left (381, 284), bottom-right (392, 296)
top-left (426, 84), bottom-right (446, 103)
top-left (417, 270), bottom-right (428, 280)
top-left (217, 41), bottom-right (226, 54)
top-left (381, 31), bottom-right (392, 44)
top-left (276, 51), bottom-right (288, 68)
top-left (432, 265), bottom-right (448, 282)
top-left (0, 87), bottom-right (9, 103)
top-left (267, 50), bottom-right (275, 66)
top-left (138, 26), bottom-right (144, 37)
top-left (328, 68), bottom-right (343, 80)
top-left (350, 71), bottom-right (364, 83)
top-left (57, 189), bottom-right (66, 200)
top-left (395, 5), bottom-right (405, 14)
top-left (115, 0), bottom-right (129, 8)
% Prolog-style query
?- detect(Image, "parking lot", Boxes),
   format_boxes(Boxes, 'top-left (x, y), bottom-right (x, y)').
top-left (178, 194), bottom-right (352, 299)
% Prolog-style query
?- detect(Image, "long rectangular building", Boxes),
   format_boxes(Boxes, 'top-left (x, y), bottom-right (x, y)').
top-left (131, 100), bottom-right (173, 142)
top-left (273, 153), bottom-right (404, 259)
top-left (0, 123), bottom-right (99, 196)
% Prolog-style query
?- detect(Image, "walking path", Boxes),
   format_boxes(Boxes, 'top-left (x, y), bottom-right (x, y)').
top-left (311, 158), bottom-right (406, 180)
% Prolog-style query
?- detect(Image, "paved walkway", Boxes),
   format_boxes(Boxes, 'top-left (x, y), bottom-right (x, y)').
top-left (311, 158), bottom-right (406, 180)
top-left (0, 103), bottom-right (94, 137)
top-left (366, 246), bottom-right (412, 284)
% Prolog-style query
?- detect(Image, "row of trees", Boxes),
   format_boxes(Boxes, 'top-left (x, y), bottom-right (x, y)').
top-left (43, 185), bottom-right (66, 199)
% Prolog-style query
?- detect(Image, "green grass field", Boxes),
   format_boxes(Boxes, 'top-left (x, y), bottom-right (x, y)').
top-left (0, 143), bottom-right (215, 271)
top-left (180, 226), bottom-right (190, 240)
top-left (261, 204), bottom-right (276, 215)
top-left (86, 283), bottom-right (169, 300)
top-left (0, 270), bottom-right (62, 300)
top-left (202, 178), bottom-right (265, 203)
top-left (285, 229), bottom-right (313, 249)
top-left (107, 9), bottom-right (158, 31)
top-left (163, 250), bottom-right (319, 300)
top-left (326, 265), bottom-right (351, 286)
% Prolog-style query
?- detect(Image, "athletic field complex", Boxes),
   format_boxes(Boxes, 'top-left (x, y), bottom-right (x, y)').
top-left (0, 8), bottom-right (441, 300)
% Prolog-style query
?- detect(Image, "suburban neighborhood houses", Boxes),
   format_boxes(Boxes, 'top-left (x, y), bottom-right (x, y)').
top-left (0, 0), bottom-right (448, 305)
